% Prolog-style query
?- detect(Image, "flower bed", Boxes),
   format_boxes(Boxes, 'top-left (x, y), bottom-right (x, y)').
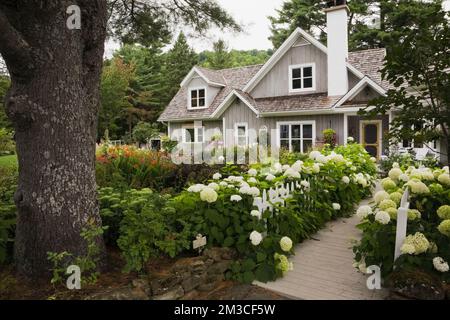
top-left (353, 162), bottom-right (450, 283)
top-left (168, 144), bottom-right (377, 283)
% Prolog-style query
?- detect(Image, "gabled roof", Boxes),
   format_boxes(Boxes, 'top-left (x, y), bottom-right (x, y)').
top-left (159, 27), bottom-right (390, 122)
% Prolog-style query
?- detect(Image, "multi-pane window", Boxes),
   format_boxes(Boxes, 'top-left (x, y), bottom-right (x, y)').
top-left (235, 123), bottom-right (248, 147)
top-left (183, 127), bottom-right (204, 143)
top-left (289, 64), bottom-right (315, 92)
top-left (279, 122), bottom-right (314, 153)
top-left (190, 88), bottom-right (206, 108)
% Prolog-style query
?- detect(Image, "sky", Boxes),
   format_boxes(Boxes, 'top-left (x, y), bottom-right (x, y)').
top-left (105, 0), bottom-right (450, 57)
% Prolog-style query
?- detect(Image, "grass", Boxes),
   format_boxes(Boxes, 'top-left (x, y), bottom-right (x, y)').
top-left (0, 155), bottom-right (17, 169)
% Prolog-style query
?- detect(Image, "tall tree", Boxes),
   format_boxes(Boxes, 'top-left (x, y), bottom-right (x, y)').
top-left (268, 0), bottom-right (388, 50)
top-left (99, 57), bottom-right (135, 140)
top-left (0, 0), bottom-right (239, 278)
top-left (361, 0), bottom-right (450, 163)
top-left (164, 32), bottom-right (198, 105)
top-left (203, 39), bottom-right (233, 70)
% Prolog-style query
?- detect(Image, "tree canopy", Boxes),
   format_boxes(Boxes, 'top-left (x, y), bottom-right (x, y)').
top-left (361, 0), bottom-right (450, 161)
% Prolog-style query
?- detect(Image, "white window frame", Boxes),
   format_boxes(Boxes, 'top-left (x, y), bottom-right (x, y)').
top-left (276, 121), bottom-right (316, 153)
top-left (234, 122), bottom-right (248, 147)
top-left (188, 87), bottom-right (208, 110)
top-left (182, 124), bottom-right (204, 143)
top-left (289, 63), bottom-right (316, 93)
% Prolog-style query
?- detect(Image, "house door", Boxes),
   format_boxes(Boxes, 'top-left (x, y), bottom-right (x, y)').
top-left (360, 121), bottom-right (381, 159)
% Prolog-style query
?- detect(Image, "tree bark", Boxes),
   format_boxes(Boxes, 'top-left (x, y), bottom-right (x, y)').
top-left (0, 0), bottom-right (107, 278)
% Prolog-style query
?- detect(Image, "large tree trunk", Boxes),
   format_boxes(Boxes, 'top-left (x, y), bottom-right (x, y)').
top-left (0, 1), bottom-right (107, 278)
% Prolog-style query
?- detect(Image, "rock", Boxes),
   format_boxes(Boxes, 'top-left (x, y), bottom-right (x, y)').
top-left (86, 287), bottom-right (149, 300)
top-left (204, 248), bottom-right (223, 262)
top-left (152, 285), bottom-right (184, 300)
top-left (386, 269), bottom-right (445, 300)
top-left (197, 282), bottom-right (217, 292)
top-left (151, 274), bottom-right (182, 296)
top-left (181, 274), bottom-right (206, 293)
top-left (191, 260), bottom-right (206, 275)
top-left (207, 260), bottom-right (231, 275)
top-left (171, 256), bottom-right (206, 274)
top-left (221, 248), bottom-right (237, 260)
top-left (180, 290), bottom-right (199, 300)
top-left (132, 278), bottom-right (151, 296)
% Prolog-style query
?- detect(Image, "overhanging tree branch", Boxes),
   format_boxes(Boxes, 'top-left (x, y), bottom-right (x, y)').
top-left (0, 8), bottom-right (34, 79)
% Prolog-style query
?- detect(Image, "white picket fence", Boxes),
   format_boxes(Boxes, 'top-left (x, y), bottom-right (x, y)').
top-left (394, 188), bottom-right (410, 262)
top-left (252, 176), bottom-right (317, 215)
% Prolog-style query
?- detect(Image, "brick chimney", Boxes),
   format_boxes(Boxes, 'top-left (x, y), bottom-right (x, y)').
top-left (325, 0), bottom-right (349, 97)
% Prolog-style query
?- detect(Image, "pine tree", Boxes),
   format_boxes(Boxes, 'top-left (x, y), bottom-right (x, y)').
top-left (205, 39), bottom-right (233, 70)
top-left (269, 0), bottom-right (389, 50)
top-left (164, 33), bottom-right (198, 104)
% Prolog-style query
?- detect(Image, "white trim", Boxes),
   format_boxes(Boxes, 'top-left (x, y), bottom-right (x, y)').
top-left (243, 27), bottom-right (367, 93)
top-left (360, 120), bottom-right (383, 158)
top-left (180, 67), bottom-right (225, 88)
top-left (210, 90), bottom-right (259, 118)
top-left (343, 114), bottom-right (348, 146)
top-left (188, 86), bottom-right (208, 110)
top-left (181, 123), bottom-right (204, 143)
top-left (333, 77), bottom-right (386, 109)
top-left (222, 117), bottom-right (226, 146)
top-left (234, 122), bottom-right (249, 147)
top-left (288, 63), bottom-right (316, 93)
top-left (276, 121), bottom-right (316, 153)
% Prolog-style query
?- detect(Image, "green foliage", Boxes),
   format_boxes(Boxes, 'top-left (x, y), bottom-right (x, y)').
top-left (99, 57), bottom-right (135, 140)
top-left (99, 188), bottom-right (192, 272)
top-left (322, 128), bottom-right (337, 148)
top-left (201, 39), bottom-right (233, 70)
top-left (200, 48), bottom-right (272, 69)
top-left (269, 0), bottom-right (390, 50)
top-left (0, 75), bottom-right (11, 130)
top-left (0, 128), bottom-right (15, 155)
top-left (0, 166), bottom-right (17, 264)
top-left (132, 121), bottom-right (159, 144)
top-left (47, 251), bottom-right (72, 286)
top-left (361, 1), bottom-right (450, 164)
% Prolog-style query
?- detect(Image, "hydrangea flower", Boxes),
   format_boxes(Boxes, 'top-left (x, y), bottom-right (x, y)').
top-left (200, 187), bottom-right (218, 203)
top-left (332, 203), bottom-right (341, 211)
top-left (356, 205), bottom-right (372, 219)
top-left (438, 173), bottom-right (450, 185)
top-left (219, 181), bottom-right (228, 187)
top-left (433, 257), bottom-right (449, 273)
top-left (407, 209), bottom-right (421, 221)
top-left (188, 184), bottom-right (206, 193)
top-left (401, 232), bottom-right (430, 255)
top-left (208, 182), bottom-right (220, 191)
top-left (266, 174), bottom-right (276, 181)
top-left (280, 236), bottom-right (293, 252)
top-left (300, 180), bottom-right (310, 189)
top-left (375, 211), bottom-right (391, 225)
top-left (250, 210), bottom-right (262, 220)
top-left (274, 253), bottom-right (293, 274)
top-left (341, 176), bottom-right (350, 184)
top-left (230, 195), bottom-right (242, 202)
top-left (309, 150), bottom-right (322, 161)
top-left (438, 220), bottom-right (450, 237)
top-left (381, 178), bottom-right (397, 192)
top-left (385, 207), bottom-right (398, 220)
top-left (379, 199), bottom-right (397, 210)
top-left (374, 191), bottom-right (390, 204)
top-left (429, 183), bottom-right (444, 193)
top-left (284, 168), bottom-right (300, 179)
top-left (312, 163), bottom-right (321, 173)
top-left (389, 192), bottom-right (403, 205)
top-left (249, 231), bottom-right (263, 246)
top-left (247, 177), bottom-right (257, 184)
top-left (437, 205), bottom-right (450, 220)
top-left (388, 168), bottom-right (403, 181)
top-left (248, 168), bottom-right (258, 176)
top-left (406, 179), bottom-right (430, 194)
top-left (347, 137), bottom-right (354, 143)
top-left (212, 173), bottom-right (222, 180)
top-left (399, 173), bottom-right (409, 182)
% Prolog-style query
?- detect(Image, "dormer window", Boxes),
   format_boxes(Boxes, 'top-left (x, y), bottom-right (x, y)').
top-left (189, 88), bottom-right (207, 109)
top-left (289, 63), bottom-right (316, 93)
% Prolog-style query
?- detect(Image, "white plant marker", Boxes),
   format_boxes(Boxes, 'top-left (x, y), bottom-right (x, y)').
top-left (394, 188), bottom-right (410, 261)
top-left (193, 234), bottom-right (207, 251)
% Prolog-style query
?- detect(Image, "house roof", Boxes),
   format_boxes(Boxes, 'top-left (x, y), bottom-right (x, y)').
top-left (158, 36), bottom-right (389, 122)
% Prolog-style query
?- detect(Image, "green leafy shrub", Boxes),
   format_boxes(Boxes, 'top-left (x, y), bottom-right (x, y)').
top-left (0, 166), bottom-right (17, 264)
top-left (99, 187), bottom-right (192, 272)
top-left (322, 128), bottom-right (337, 148)
top-left (379, 151), bottom-right (440, 177)
top-left (0, 128), bottom-right (15, 156)
top-left (353, 164), bottom-right (450, 282)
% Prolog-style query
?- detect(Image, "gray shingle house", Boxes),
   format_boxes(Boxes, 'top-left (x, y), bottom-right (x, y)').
top-left (157, 2), bottom-right (440, 160)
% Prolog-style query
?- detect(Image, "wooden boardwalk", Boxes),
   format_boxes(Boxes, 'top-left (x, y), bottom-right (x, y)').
top-left (256, 193), bottom-right (388, 300)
